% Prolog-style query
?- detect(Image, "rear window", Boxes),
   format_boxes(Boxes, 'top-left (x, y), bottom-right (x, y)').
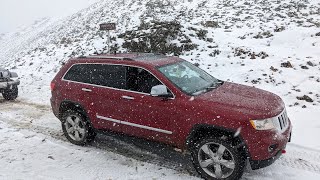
top-left (63, 64), bottom-right (126, 89)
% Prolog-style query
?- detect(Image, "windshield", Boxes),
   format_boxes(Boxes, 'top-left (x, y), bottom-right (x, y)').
top-left (158, 61), bottom-right (222, 95)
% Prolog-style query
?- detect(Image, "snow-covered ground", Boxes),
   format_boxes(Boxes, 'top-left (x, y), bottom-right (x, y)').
top-left (0, 0), bottom-right (320, 179)
top-left (1, 100), bottom-right (320, 179)
top-left (0, 108), bottom-right (196, 180)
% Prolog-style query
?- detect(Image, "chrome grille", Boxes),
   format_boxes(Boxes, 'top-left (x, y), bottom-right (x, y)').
top-left (275, 110), bottom-right (289, 132)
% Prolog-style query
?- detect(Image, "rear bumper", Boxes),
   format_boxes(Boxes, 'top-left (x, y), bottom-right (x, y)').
top-left (0, 80), bottom-right (20, 89)
top-left (50, 97), bottom-right (60, 118)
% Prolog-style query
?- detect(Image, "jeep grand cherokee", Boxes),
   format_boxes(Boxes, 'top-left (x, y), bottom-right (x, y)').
top-left (50, 53), bottom-right (292, 180)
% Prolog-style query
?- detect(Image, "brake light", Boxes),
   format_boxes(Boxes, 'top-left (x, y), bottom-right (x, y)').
top-left (50, 82), bottom-right (56, 91)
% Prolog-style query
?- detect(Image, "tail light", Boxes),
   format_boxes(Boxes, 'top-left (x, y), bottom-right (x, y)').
top-left (50, 82), bottom-right (56, 91)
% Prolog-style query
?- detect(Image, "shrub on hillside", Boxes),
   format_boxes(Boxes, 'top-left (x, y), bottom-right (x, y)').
top-left (119, 21), bottom-right (198, 55)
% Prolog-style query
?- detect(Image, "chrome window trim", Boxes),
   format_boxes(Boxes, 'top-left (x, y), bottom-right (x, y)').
top-left (61, 63), bottom-right (176, 99)
top-left (96, 114), bottom-right (173, 135)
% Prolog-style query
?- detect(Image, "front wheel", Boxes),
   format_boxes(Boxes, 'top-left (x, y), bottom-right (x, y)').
top-left (2, 85), bottom-right (18, 100)
top-left (61, 110), bottom-right (96, 145)
top-left (191, 137), bottom-right (245, 180)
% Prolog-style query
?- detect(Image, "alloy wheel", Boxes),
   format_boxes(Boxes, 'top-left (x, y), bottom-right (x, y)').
top-left (64, 114), bottom-right (86, 141)
top-left (197, 142), bottom-right (236, 179)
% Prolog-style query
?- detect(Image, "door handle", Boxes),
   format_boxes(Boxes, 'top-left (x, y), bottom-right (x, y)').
top-left (82, 88), bottom-right (92, 92)
top-left (121, 95), bottom-right (135, 100)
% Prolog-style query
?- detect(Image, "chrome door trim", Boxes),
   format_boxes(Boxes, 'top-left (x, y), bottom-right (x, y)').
top-left (96, 115), bottom-right (121, 123)
top-left (96, 114), bottom-right (172, 135)
top-left (121, 95), bottom-right (135, 100)
top-left (81, 88), bottom-right (92, 92)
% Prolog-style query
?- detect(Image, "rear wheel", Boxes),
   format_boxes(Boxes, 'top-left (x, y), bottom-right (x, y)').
top-left (2, 85), bottom-right (18, 100)
top-left (191, 137), bottom-right (245, 180)
top-left (61, 110), bottom-right (96, 145)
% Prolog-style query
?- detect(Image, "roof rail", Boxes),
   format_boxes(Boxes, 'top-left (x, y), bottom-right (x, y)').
top-left (81, 56), bottom-right (133, 61)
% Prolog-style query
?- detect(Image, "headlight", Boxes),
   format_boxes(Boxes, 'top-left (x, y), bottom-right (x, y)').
top-left (250, 118), bottom-right (276, 130)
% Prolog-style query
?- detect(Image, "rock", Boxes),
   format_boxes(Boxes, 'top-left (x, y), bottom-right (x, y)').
top-left (210, 49), bottom-right (221, 57)
top-left (206, 38), bottom-right (214, 43)
top-left (281, 61), bottom-right (293, 68)
top-left (258, 51), bottom-right (269, 59)
top-left (203, 21), bottom-right (219, 28)
top-left (316, 32), bottom-right (320, 36)
top-left (194, 63), bottom-right (200, 67)
top-left (253, 33), bottom-right (263, 39)
top-left (274, 26), bottom-right (285, 32)
top-left (196, 29), bottom-right (208, 40)
top-left (207, 45), bottom-right (218, 48)
top-left (297, 95), bottom-right (313, 102)
top-left (48, 156), bottom-right (55, 160)
top-left (270, 66), bottom-right (278, 72)
top-left (301, 65), bottom-right (309, 69)
top-left (302, 105), bottom-right (307, 108)
top-left (307, 61), bottom-right (315, 66)
top-left (253, 31), bottom-right (273, 39)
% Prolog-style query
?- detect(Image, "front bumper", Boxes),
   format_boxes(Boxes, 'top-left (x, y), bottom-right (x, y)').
top-left (250, 149), bottom-right (282, 170)
top-left (0, 79), bottom-right (20, 89)
top-left (243, 119), bottom-right (292, 168)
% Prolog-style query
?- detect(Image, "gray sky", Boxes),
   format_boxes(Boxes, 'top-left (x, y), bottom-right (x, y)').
top-left (0, 0), bottom-right (98, 33)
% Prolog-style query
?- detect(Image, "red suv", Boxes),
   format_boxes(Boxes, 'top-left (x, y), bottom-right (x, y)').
top-left (50, 53), bottom-right (292, 180)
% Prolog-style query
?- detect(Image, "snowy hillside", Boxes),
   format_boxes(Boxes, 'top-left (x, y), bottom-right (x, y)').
top-left (0, 0), bottom-right (320, 179)
top-left (0, 0), bottom-right (319, 106)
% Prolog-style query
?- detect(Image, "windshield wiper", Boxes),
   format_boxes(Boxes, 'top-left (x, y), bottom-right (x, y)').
top-left (205, 83), bottom-right (217, 90)
top-left (192, 80), bottom-right (224, 95)
top-left (205, 80), bottom-right (224, 90)
top-left (217, 80), bottom-right (224, 84)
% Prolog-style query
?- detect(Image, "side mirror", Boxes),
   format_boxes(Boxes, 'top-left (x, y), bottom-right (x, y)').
top-left (150, 85), bottom-right (172, 98)
top-left (1, 70), bottom-right (9, 78)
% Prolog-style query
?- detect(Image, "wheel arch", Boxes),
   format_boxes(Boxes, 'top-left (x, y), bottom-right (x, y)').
top-left (59, 100), bottom-right (97, 145)
top-left (59, 100), bottom-right (89, 121)
top-left (186, 124), bottom-right (250, 158)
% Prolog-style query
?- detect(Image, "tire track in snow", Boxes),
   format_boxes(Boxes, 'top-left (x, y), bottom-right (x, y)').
top-left (1, 99), bottom-right (320, 175)
top-left (0, 99), bottom-right (197, 176)
top-left (278, 148), bottom-right (320, 174)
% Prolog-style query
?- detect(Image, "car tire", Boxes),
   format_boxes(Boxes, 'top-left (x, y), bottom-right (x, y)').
top-left (61, 110), bottom-right (96, 146)
top-left (191, 136), bottom-right (245, 180)
top-left (2, 85), bottom-right (18, 100)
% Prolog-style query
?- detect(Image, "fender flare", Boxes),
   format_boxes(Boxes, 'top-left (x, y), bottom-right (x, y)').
top-left (186, 124), bottom-right (251, 158)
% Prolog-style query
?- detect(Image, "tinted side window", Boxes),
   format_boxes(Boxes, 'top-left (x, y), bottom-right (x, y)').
top-left (64, 64), bottom-right (126, 89)
top-left (126, 67), bottom-right (162, 93)
top-left (64, 64), bottom-right (90, 83)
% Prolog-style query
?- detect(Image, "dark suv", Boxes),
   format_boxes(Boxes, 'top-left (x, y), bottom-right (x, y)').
top-left (50, 53), bottom-right (292, 180)
top-left (0, 68), bottom-right (19, 100)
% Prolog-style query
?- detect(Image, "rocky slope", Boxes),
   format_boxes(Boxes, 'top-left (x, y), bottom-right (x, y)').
top-left (0, 0), bottom-right (319, 107)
